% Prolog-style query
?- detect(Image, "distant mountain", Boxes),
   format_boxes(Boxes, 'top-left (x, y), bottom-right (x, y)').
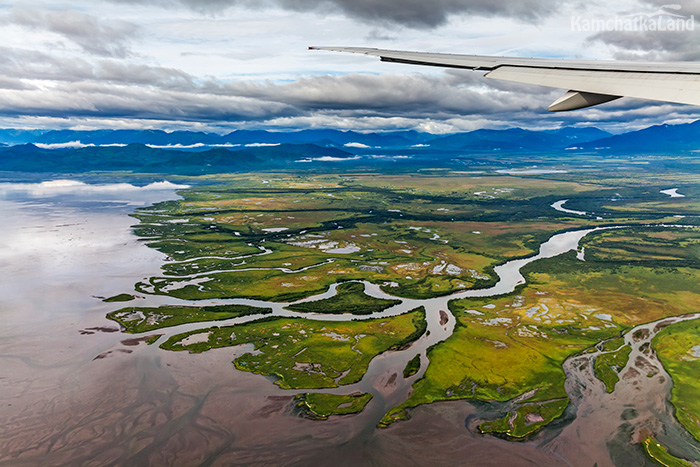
top-left (543, 127), bottom-right (611, 142)
top-left (0, 129), bottom-right (49, 145)
top-left (0, 121), bottom-right (698, 162)
top-left (0, 143), bottom-right (355, 175)
top-left (34, 129), bottom-right (218, 146)
top-left (220, 129), bottom-right (414, 147)
top-left (577, 120), bottom-right (700, 153)
top-left (426, 126), bottom-right (613, 151)
top-left (426, 128), bottom-right (573, 151)
top-left (13, 128), bottom-right (420, 149)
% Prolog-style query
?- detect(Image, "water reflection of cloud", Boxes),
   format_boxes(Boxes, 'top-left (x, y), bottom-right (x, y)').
top-left (0, 180), bottom-right (189, 198)
top-left (0, 181), bottom-right (181, 322)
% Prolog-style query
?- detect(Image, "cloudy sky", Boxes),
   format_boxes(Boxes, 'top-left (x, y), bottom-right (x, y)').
top-left (0, 0), bottom-right (698, 133)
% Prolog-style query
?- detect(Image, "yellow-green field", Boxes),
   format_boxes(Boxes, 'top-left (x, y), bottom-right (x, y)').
top-left (295, 393), bottom-right (374, 420)
top-left (653, 319), bottom-right (700, 443)
top-left (161, 308), bottom-right (426, 389)
top-left (380, 226), bottom-right (700, 436)
top-left (380, 288), bottom-right (621, 432)
top-left (112, 171), bottom-right (700, 442)
top-left (132, 173), bottom-right (616, 301)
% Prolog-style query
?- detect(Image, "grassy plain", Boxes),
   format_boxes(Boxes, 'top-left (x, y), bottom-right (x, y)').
top-left (403, 354), bottom-right (421, 378)
top-left (114, 169), bottom-right (700, 429)
top-left (380, 289), bottom-right (619, 432)
top-left (602, 337), bottom-right (626, 352)
top-left (286, 282), bottom-right (401, 315)
top-left (131, 169), bottom-right (700, 305)
top-left (594, 345), bottom-right (633, 393)
top-left (295, 393), bottom-right (373, 419)
top-left (131, 173), bottom-right (611, 302)
top-left (108, 304), bottom-right (271, 333)
top-left (381, 226), bottom-right (700, 434)
top-left (653, 319), bottom-right (700, 443)
top-left (643, 437), bottom-right (694, 467)
top-left (161, 308), bottom-right (426, 389)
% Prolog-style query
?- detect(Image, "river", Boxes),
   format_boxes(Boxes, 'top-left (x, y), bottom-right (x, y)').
top-left (0, 182), bottom-right (697, 466)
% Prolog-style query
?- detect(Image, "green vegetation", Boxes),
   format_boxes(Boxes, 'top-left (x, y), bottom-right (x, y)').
top-left (106, 171), bottom-right (700, 438)
top-left (295, 392), bottom-right (373, 419)
top-left (103, 293), bottom-right (136, 303)
top-left (379, 290), bottom-right (621, 428)
top-left (403, 354), bottom-right (421, 378)
top-left (380, 224), bottom-right (700, 430)
top-left (286, 282), bottom-right (401, 315)
top-left (653, 318), bottom-right (700, 442)
top-left (594, 345), bottom-right (633, 393)
top-left (129, 173), bottom-right (611, 303)
top-left (146, 334), bottom-right (162, 345)
top-left (581, 227), bottom-right (700, 266)
top-left (478, 414), bottom-right (510, 435)
top-left (161, 308), bottom-right (427, 389)
top-left (524, 258), bottom-right (700, 328)
top-left (479, 399), bottom-right (569, 438)
top-left (107, 304), bottom-right (271, 333)
top-left (642, 437), bottom-right (693, 467)
top-left (126, 171), bottom-right (700, 309)
top-left (602, 336), bottom-right (625, 352)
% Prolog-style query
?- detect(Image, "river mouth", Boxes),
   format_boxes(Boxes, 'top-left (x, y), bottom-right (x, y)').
top-left (544, 314), bottom-right (700, 466)
top-left (1, 182), bottom-right (698, 466)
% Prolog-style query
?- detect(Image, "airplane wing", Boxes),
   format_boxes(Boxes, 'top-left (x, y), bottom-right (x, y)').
top-left (309, 46), bottom-right (700, 111)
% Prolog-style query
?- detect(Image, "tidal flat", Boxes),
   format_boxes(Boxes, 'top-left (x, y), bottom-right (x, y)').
top-left (3, 164), bottom-right (700, 466)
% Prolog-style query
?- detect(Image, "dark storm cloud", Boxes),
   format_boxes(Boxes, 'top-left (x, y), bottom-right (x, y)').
top-left (0, 44), bottom-right (557, 126)
top-left (107, 0), bottom-right (560, 28)
top-left (7, 42), bottom-right (690, 132)
top-left (1, 35), bottom-right (696, 131)
top-left (0, 79), bottom-right (295, 121)
top-left (209, 71), bottom-right (553, 115)
top-left (0, 8), bottom-right (140, 58)
top-left (0, 48), bottom-right (265, 120)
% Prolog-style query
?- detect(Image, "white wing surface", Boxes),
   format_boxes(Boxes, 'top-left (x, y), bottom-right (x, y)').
top-left (309, 46), bottom-right (700, 111)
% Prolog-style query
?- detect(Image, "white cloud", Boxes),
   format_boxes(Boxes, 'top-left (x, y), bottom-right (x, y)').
top-left (35, 141), bottom-right (93, 149)
top-left (0, 8), bottom-right (140, 57)
top-left (0, 0), bottom-right (693, 133)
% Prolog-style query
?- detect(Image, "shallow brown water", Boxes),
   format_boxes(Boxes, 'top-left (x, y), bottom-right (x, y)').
top-left (0, 344), bottom-right (565, 466)
top-left (546, 315), bottom-right (700, 467)
top-left (0, 182), bottom-right (697, 466)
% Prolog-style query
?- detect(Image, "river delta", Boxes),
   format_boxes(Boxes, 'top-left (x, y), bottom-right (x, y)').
top-left (2, 164), bottom-right (700, 466)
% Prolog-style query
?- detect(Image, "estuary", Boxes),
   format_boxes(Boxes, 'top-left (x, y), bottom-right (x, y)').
top-left (2, 175), bottom-right (699, 466)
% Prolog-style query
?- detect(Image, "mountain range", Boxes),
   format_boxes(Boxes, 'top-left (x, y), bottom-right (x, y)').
top-left (0, 143), bottom-right (356, 175)
top-left (0, 120), bottom-right (698, 175)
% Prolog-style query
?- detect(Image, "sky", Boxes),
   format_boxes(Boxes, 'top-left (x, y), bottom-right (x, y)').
top-left (0, 0), bottom-right (698, 134)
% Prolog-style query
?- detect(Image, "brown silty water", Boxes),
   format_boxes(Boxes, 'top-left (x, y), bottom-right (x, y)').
top-left (1, 184), bottom-right (698, 466)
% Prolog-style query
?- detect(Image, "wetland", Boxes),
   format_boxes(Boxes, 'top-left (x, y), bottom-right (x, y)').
top-left (3, 156), bottom-right (700, 466)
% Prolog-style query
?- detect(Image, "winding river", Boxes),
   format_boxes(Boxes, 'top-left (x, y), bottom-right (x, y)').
top-left (1, 183), bottom-right (698, 466)
top-left (132, 227), bottom-right (619, 412)
top-left (128, 220), bottom-right (700, 465)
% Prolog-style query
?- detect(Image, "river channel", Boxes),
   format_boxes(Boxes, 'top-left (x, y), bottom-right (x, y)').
top-left (0, 182), bottom-right (697, 466)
